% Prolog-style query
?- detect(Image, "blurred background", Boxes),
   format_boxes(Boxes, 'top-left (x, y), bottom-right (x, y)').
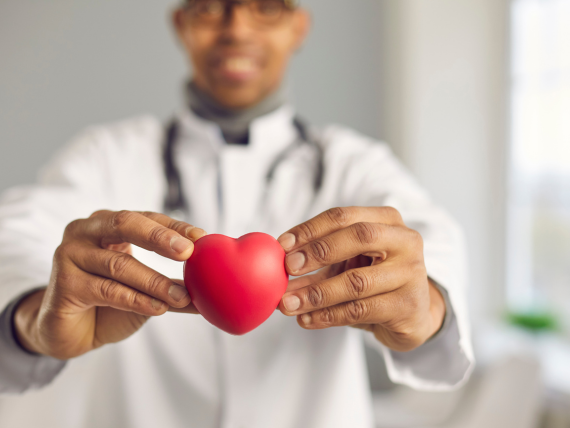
top-left (1, 0), bottom-right (569, 426)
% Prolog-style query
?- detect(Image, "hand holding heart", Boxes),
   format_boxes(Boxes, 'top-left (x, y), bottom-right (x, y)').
top-left (14, 210), bottom-right (205, 360)
top-left (14, 206), bottom-right (445, 360)
top-left (276, 207), bottom-right (446, 352)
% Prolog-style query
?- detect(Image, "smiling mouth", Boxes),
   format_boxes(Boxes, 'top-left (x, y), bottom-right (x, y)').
top-left (211, 55), bottom-right (262, 83)
top-left (222, 57), bottom-right (257, 73)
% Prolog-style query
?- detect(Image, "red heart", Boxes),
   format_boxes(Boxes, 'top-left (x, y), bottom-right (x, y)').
top-left (183, 232), bottom-right (289, 335)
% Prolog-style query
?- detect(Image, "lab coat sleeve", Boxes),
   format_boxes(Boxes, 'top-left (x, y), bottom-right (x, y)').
top-left (0, 125), bottom-right (128, 394)
top-left (0, 289), bottom-right (67, 394)
top-left (323, 126), bottom-right (475, 391)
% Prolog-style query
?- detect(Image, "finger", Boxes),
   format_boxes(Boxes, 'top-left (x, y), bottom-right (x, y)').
top-left (105, 242), bottom-right (133, 254)
top-left (168, 304), bottom-right (200, 314)
top-left (70, 245), bottom-right (192, 309)
top-left (286, 274), bottom-right (320, 293)
top-left (286, 266), bottom-right (332, 291)
top-left (73, 210), bottom-right (195, 261)
top-left (280, 261), bottom-right (419, 315)
top-left (346, 255), bottom-right (373, 270)
top-left (298, 288), bottom-right (431, 350)
top-left (168, 279), bottom-right (200, 314)
top-left (284, 222), bottom-right (416, 276)
top-left (139, 212), bottom-right (207, 242)
top-left (285, 257), bottom-right (371, 294)
top-left (285, 260), bottom-right (349, 293)
top-left (296, 293), bottom-right (406, 330)
top-left (277, 206), bottom-right (404, 252)
top-left (83, 272), bottom-right (169, 317)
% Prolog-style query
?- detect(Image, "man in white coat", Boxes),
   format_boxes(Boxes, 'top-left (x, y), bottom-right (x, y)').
top-left (0, 1), bottom-right (474, 427)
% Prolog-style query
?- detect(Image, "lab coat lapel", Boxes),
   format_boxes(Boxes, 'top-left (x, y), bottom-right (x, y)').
top-left (175, 110), bottom-right (224, 233)
top-left (175, 105), bottom-right (301, 238)
top-left (218, 106), bottom-right (298, 237)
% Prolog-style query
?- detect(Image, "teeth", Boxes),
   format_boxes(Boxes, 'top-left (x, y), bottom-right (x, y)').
top-left (224, 57), bottom-right (255, 73)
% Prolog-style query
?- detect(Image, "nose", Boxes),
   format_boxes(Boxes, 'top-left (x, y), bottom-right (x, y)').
top-left (220, 3), bottom-right (254, 39)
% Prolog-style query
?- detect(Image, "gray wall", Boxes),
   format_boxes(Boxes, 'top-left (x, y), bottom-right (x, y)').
top-left (377, 0), bottom-right (510, 330)
top-left (0, 0), bottom-right (383, 193)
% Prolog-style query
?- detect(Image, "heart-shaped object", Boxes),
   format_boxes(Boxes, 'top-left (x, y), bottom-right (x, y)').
top-left (183, 232), bottom-right (288, 335)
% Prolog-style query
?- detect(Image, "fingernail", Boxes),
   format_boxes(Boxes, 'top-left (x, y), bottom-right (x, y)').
top-left (283, 295), bottom-right (301, 312)
top-left (171, 237), bottom-right (193, 254)
top-left (152, 299), bottom-right (165, 310)
top-left (169, 284), bottom-right (189, 302)
top-left (301, 313), bottom-right (312, 325)
top-left (278, 233), bottom-right (296, 251)
top-left (286, 252), bottom-right (305, 273)
top-left (186, 227), bottom-right (207, 241)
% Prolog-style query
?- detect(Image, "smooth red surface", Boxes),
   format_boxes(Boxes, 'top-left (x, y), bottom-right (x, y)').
top-left (183, 233), bottom-right (289, 335)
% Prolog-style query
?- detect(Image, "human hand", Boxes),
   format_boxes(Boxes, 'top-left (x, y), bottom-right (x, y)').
top-left (277, 207), bottom-right (445, 352)
top-left (14, 210), bottom-right (205, 360)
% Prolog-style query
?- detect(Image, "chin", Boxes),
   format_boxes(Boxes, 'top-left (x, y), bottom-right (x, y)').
top-left (211, 86), bottom-right (270, 110)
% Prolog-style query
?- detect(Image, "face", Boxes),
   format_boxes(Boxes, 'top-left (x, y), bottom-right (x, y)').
top-left (173, 0), bottom-right (310, 109)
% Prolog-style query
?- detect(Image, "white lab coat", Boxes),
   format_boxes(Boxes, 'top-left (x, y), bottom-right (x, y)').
top-left (0, 105), bottom-right (474, 428)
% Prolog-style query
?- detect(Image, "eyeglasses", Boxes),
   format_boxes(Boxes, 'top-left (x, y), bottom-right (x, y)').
top-left (184, 0), bottom-right (297, 26)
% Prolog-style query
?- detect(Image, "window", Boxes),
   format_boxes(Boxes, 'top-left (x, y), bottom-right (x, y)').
top-left (507, 0), bottom-right (570, 332)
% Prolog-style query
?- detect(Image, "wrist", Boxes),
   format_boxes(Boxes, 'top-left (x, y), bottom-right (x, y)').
top-left (427, 279), bottom-right (446, 338)
top-left (13, 289), bottom-right (47, 355)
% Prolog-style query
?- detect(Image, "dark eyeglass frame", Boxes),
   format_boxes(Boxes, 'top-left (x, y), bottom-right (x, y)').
top-left (183, 0), bottom-right (298, 26)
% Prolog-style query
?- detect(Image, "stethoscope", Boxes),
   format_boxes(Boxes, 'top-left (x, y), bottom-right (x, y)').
top-left (161, 114), bottom-right (323, 426)
top-left (162, 115), bottom-right (324, 220)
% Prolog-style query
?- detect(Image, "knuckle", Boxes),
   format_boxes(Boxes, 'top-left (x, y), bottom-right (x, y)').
top-left (319, 307), bottom-right (335, 325)
top-left (106, 252), bottom-right (132, 277)
top-left (98, 278), bottom-right (119, 302)
top-left (52, 262), bottom-right (74, 285)
top-left (147, 226), bottom-right (170, 245)
top-left (325, 207), bottom-right (351, 227)
top-left (127, 290), bottom-right (142, 309)
top-left (346, 300), bottom-right (367, 324)
top-left (171, 220), bottom-right (186, 230)
top-left (380, 206), bottom-right (404, 224)
top-left (171, 220), bottom-right (191, 235)
top-left (345, 269), bottom-right (370, 298)
top-left (306, 284), bottom-right (326, 308)
top-left (64, 219), bottom-right (82, 236)
top-left (111, 210), bottom-right (133, 230)
top-left (54, 244), bottom-right (70, 261)
top-left (90, 209), bottom-right (109, 218)
top-left (353, 222), bottom-right (379, 245)
top-left (309, 239), bottom-right (333, 263)
top-left (146, 272), bottom-right (167, 295)
top-left (298, 221), bottom-right (319, 242)
top-left (409, 229), bottom-right (424, 249)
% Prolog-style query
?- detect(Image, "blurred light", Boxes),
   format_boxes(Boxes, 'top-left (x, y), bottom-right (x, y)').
top-left (507, 0), bottom-right (570, 334)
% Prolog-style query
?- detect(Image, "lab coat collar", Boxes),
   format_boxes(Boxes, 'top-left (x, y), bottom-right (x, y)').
top-left (175, 104), bottom-right (298, 157)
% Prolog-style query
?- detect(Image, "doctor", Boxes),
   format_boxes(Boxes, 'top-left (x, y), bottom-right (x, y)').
top-left (0, 1), bottom-right (473, 427)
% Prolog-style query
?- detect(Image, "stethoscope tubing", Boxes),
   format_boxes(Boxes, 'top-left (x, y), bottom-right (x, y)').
top-left (162, 116), bottom-right (324, 221)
